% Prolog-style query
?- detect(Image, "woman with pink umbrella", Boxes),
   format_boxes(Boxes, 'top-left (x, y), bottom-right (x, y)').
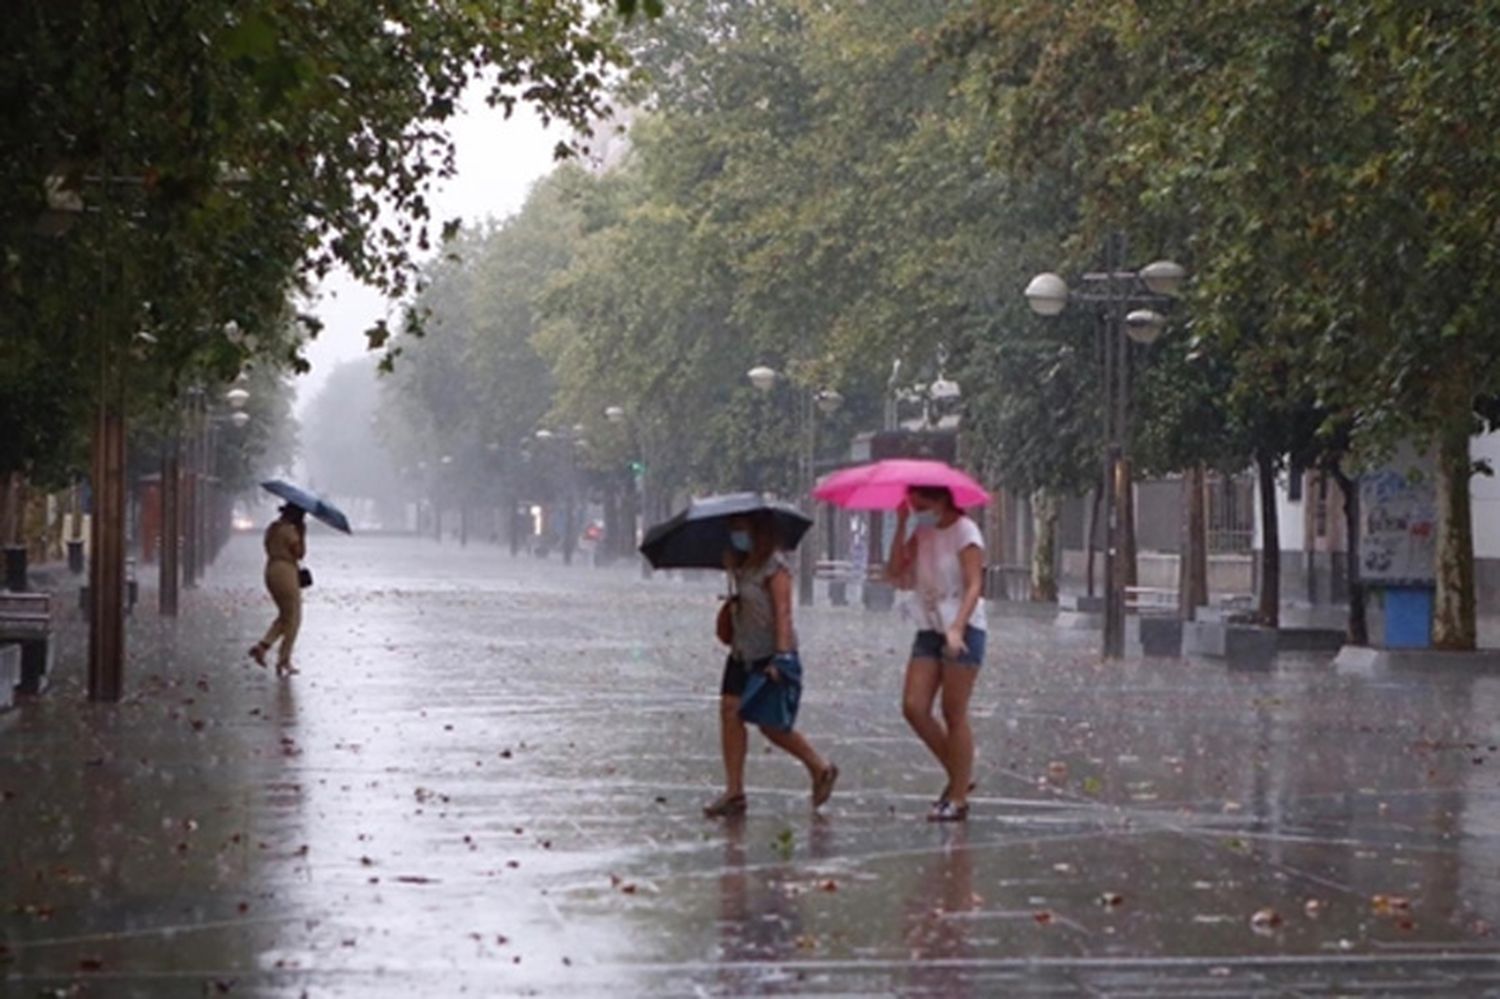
top-left (815, 460), bottom-right (989, 822)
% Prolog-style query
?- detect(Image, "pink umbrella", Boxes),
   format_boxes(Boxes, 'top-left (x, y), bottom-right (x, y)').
top-left (813, 459), bottom-right (990, 511)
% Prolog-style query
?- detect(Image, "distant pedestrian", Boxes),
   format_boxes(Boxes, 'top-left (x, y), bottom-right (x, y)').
top-left (887, 486), bottom-right (986, 821)
top-left (249, 504), bottom-right (307, 676)
top-left (704, 511), bottom-right (838, 818)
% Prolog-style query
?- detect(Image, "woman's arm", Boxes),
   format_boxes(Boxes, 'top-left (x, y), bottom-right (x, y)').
top-left (945, 544), bottom-right (985, 652)
top-left (768, 568), bottom-right (795, 654)
top-left (291, 525), bottom-right (307, 561)
top-left (883, 507), bottom-right (917, 587)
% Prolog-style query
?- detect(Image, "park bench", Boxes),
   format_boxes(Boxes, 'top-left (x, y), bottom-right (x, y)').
top-left (1124, 585), bottom-right (1178, 615)
top-left (0, 592), bottom-right (53, 695)
top-left (1210, 591), bottom-right (1256, 617)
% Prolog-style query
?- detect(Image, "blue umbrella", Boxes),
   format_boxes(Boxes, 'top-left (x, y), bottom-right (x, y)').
top-left (260, 480), bottom-right (353, 535)
top-left (639, 492), bottom-right (811, 570)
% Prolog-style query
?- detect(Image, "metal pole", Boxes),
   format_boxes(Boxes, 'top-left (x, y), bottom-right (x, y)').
top-left (182, 395), bottom-right (199, 589)
top-left (562, 440), bottom-right (576, 566)
top-left (1101, 236), bottom-right (1126, 660)
top-left (798, 390), bottom-right (815, 606)
top-left (196, 404), bottom-right (211, 579)
top-left (159, 423), bottom-right (180, 616)
top-left (1101, 330), bottom-right (1119, 656)
top-left (637, 427), bottom-right (651, 578)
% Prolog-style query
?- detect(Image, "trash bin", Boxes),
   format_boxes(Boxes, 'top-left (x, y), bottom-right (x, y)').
top-left (1382, 585), bottom-right (1434, 650)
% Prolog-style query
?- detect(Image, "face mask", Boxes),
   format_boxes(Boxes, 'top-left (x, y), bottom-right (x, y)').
top-left (912, 510), bottom-right (939, 530)
top-left (729, 530), bottom-right (753, 553)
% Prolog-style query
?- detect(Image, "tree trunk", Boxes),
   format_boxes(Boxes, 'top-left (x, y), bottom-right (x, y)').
top-left (1433, 404), bottom-right (1477, 649)
top-left (1030, 488), bottom-right (1059, 603)
top-left (1179, 465), bottom-right (1209, 620)
top-left (1330, 464), bottom-right (1367, 646)
top-left (1255, 450), bottom-right (1281, 628)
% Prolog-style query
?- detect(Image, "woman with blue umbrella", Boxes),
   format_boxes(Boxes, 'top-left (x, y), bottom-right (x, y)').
top-left (248, 503), bottom-right (307, 676)
top-left (249, 480), bottom-right (351, 676)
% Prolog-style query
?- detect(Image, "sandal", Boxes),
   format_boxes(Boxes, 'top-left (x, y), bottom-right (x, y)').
top-left (812, 764), bottom-right (839, 808)
top-left (927, 800), bottom-right (969, 823)
top-left (934, 780), bottom-right (978, 807)
top-left (249, 643), bottom-right (268, 668)
top-left (703, 793), bottom-right (747, 819)
top-left (275, 661), bottom-right (298, 677)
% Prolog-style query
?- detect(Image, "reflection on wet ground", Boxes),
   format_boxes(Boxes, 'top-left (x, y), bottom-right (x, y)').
top-left (3, 534), bottom-right (1499, 995)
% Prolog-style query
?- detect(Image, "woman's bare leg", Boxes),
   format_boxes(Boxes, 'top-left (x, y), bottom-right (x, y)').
top-left (760, 727), bottom-right (827, 777)
top-left (719, 695), bottom-right (748, 797)
top-left (276, 593), bottom-right (302, 668)
top-left (902, 658), bottom-right (948, 767)
top-left (259, 617), bottom-right (283, 651)
top-left (939, 665), bottom-right (979, 807)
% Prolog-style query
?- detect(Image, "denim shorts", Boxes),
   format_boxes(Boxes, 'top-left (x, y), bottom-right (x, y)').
top-left (911, 626), bottom-right (987, 668)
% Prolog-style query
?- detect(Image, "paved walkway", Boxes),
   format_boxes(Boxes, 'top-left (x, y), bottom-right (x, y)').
top-left (3, 534), bottom-right (1500, 996)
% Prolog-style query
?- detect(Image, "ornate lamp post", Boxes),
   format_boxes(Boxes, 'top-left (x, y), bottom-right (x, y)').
top-left (748, 366), bottom-right (843, 606)
top-left (1026, 242), bottom-right (1186, 659)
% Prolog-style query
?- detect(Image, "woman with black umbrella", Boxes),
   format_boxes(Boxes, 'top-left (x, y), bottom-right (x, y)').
top-left (704, 509), bottom-right (838, 818)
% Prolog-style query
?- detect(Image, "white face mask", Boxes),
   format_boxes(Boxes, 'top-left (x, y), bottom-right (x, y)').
top-left (912, 510), bottom-right (939, 529)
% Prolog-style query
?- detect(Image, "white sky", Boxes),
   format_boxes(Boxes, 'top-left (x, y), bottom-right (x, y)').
top-left (295, 96), bottom-right (560, 416)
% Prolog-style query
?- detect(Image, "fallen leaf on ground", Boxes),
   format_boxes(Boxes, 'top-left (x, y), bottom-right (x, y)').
top-left (1250, 908), bottom-right (1283, 932)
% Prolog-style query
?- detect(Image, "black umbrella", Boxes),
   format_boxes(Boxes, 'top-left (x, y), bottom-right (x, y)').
top-left (639, 492), bottom-right (813, 570)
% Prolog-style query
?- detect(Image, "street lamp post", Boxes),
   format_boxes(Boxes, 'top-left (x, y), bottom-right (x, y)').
top-left (1026, 238), bottom-right (1186, 660)
top-left (605, 405), bottom-right (645, 566)
top-left (748, 366), bottom-right (842, 606)
top-left (439, 454), bottom-right (454, 544)
top-left (535, 427), bottom-right (586, 566)
top-left (181, 386), bottom-right (205, 590)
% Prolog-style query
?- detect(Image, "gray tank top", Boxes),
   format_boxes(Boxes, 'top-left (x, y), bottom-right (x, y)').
top-left (730, 553), bottom-right (795, 663)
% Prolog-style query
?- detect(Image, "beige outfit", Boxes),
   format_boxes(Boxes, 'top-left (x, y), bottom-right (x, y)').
top-left (259, 520), bottom-right (305, 666)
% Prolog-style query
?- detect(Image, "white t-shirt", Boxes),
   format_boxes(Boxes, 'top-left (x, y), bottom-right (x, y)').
top-left (912, 517), bottom-right (986, 633)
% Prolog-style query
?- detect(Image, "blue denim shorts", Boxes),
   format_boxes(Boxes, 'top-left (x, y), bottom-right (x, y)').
top-left (911, 626), bottom-right (987, 668)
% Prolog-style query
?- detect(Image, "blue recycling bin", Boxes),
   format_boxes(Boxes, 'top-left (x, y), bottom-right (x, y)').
top-left (1382, 585), bottom-right (1434, 649)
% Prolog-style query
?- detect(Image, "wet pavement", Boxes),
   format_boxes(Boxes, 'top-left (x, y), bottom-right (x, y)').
top-left (4, 533), bottom-right (1500, 996)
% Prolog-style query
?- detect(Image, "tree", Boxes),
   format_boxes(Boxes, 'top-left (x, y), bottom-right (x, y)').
top-left (943, 2), bottom-right (1500, 643)
top-left (0, 0), bottom-right (636, 511)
